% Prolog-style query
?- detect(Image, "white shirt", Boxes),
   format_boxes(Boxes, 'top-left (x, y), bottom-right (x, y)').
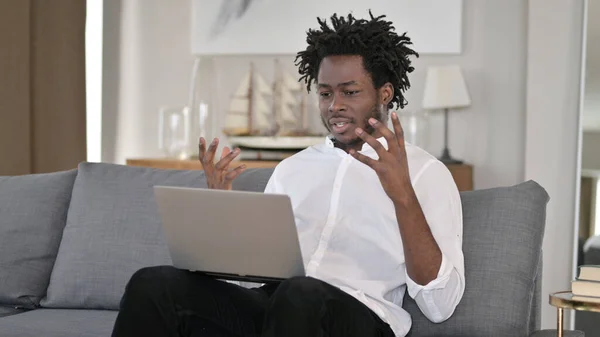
top-left (263, 136), bottom-right (465, 337)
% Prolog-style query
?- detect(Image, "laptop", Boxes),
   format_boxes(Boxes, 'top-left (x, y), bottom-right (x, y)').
top-left (153, 186), bottom-right (306, 283)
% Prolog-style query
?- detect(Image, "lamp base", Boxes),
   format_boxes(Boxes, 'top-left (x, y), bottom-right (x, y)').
top-left (439, 148), bottom-right (463, 165)
top-left (439, 157), bottom-right (464, 165)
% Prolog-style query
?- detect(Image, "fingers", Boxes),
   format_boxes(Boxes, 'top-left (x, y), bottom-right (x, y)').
top-left (355, 125), bottom-right (386, 155)
top-left (215, 148), bottom-right (242, 170)
top-left (198, 137), bottom-right (213, 174)
top-left (221, 146), bottom-right (231, 160)
top-left (367, 118), bottom-right (398, 152)
top-left (204, 138), bottom-right (219, 165)
top-left (199, 137), bottom-right (218, 162)
top-left (198, 137), bottom-right (207, 160)
top-left (225, 164), bottom-right (247, 181)
top-left (215, 146), bottom-right (231, 171)
top-left (349, 149), bottom-right (377, 168)
top-left (390, 112), bottom-right (406, 152)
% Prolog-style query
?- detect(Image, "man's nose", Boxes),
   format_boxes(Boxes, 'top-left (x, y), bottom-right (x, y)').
top-left (328, 95), bottom-right (346, 113)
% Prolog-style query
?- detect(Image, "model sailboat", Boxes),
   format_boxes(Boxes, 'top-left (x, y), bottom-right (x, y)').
top-left (223, 61), bottom-right (321, 151)
top-left (222, 63), bottom-right (273, 136)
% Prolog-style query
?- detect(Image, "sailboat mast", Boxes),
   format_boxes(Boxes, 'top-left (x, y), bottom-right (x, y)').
top-left (273, 59), bottom-right (281, 133)
top-left (301, 93), bottom-right (308, 131)
top-left (247, 63), bottom-right (254, 134)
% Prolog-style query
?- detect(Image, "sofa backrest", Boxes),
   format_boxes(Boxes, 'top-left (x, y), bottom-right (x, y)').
top-left (405, 180), bottom-right (548, 337)
top-left (40, 162), bottom-right (274, 310)
top-left (1, 163), bottom-right (547, 336)
top-left (0, 170), bottom-right (77, 310)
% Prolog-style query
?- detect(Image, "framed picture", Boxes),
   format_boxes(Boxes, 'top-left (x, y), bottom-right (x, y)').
top-left (191, 0), bottom-right (463, 55)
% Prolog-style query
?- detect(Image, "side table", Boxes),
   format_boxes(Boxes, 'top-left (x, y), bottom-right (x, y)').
top-left (550, 291), bottom-right (600, 337)
top-left (126, 158), bottom-right (278, 170)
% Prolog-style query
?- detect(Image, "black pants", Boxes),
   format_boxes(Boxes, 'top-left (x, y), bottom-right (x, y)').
top-left (111, 266), bottom-right (395, 337)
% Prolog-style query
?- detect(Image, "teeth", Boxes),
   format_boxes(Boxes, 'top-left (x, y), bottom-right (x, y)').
top-left (335, 122), bottom-right (347, 127)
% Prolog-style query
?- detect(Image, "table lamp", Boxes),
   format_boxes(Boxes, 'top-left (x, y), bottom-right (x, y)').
top-left (422, 65), bottom-right (471, 164)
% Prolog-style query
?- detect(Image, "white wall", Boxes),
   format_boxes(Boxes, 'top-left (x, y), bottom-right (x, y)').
top-left (525, 0), bottom-right (585, 329)
top-left (581, 0), bottom-right (600, 170)
top-left (102, 0), bottom-right (196, 164)
top-left (582, 0), bottom-right (600, 131)
top-left (101, 0), bottom-right (120, 164)
top-left (411, 0), bottom-right (527, 190)
top-left (102, 0), bottom-right (528, 190)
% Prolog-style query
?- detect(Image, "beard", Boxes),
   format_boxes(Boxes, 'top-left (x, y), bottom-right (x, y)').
top-left (321, 102), bottom-right (388, 149)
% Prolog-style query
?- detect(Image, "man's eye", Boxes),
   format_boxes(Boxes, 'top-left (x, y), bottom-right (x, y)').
top-left (320, 92), bottom-right (332, 98)
top-left (345, 91), bottom-right (358, 96)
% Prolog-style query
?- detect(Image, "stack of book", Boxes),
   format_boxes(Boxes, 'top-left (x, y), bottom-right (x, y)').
top-left (237, 147), bottom-right (298, 161)
top-left (572, 265), bottom-right (600, 301)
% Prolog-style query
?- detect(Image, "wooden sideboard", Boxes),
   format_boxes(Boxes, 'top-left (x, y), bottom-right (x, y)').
top-left (126, 158), bottom-right (278, 170)
top-left (126, 158), bottom-right (474, 191)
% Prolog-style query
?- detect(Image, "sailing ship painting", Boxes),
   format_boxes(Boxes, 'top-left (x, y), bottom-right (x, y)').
top-left (222, 60), bottom-right (313, 138)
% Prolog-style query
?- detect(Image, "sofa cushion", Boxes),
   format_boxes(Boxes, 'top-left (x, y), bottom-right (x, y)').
top-left (404, 180), bottom-right (549, 337)
top-left (0, 306), bottom-right (26, 318)
top-left (0, 309), bottom-right (118, 337)
top-left (41, 162), bottom-right (274, 310)
top-left (0, 170), bottom-right (77, 309)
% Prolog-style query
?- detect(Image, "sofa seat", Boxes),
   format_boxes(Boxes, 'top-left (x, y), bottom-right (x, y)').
top-left (0, 309), bottom-right (117, 337)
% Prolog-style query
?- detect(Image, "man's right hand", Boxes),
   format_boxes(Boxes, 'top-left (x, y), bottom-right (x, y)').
top-left (199, 137), bottom-right (246, 190)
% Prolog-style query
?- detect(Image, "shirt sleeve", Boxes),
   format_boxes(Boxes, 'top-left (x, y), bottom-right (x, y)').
top-left (404, 159), bottom-right (466, 323)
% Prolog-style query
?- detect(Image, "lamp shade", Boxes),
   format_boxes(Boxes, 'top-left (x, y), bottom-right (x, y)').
top-left (422, 65), bottom-right (471, 109)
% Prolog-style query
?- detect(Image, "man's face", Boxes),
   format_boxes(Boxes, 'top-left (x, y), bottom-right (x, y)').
top-left (316, 55), bottom-right (392, 151)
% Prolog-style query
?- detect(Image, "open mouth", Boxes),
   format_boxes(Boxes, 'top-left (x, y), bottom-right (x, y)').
top-left (330, 119), bottom-right (353, 134)
top-left (331, 122), bottom-right (350, 134)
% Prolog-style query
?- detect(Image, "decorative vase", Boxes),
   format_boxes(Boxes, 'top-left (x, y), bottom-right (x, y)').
top-left (158, 106), bottom-right (191, 159)
top-left (397, 110), bottom-right (429, 150)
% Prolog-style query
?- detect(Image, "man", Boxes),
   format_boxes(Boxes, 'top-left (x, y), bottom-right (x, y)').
top-left (112, 11), bottom-right (464, 337)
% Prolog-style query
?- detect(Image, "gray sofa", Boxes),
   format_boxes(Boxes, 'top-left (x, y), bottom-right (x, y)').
top-left (0, 162), bottom-right (550, 337)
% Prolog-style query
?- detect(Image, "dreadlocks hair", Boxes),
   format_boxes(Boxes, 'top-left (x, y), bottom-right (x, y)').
top-left (295, 11), bottom-right (419, 110)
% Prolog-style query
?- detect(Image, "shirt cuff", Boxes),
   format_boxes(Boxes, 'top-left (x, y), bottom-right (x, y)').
top-left (406, 252), bottom-right (453, 298)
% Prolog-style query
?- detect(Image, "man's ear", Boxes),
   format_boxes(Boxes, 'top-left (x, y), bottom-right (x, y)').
top-left (380, 83), bottom-right (394, 106)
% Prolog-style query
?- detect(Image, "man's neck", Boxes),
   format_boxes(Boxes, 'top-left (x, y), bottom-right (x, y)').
top-left (332, 130), bottom-right (383, 153)
top-left (333, 139), bottom-right (364, 153)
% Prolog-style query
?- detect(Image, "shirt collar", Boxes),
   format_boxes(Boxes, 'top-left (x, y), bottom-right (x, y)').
top-left (324, 135), bottom-right (389, 152)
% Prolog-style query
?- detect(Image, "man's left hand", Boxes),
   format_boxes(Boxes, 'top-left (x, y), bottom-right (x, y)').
top-left (352, 112), bottom-right (444, 285)
top-left (350, 112), bottom-right (413, 204)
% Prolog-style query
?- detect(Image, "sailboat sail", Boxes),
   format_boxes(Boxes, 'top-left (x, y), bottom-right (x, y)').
top-left (280, 89), bottom-right (298, 125)
top-left (300, 91), bottom-right (309, 130)
top-left (255, 73), bottom-right (272, 96)
top-left (283, 71), bottom-right (302, 91)
top-left (251, 72), bottom-right (272, 131)
top-left (274, 65), bottom-right (303, 134)
top-left (223, 65), bottom-right (274, 136)
top-left (223, 71), bottom-right (251, 135)
top-left (253, 87), bottom-right (272, 130)
top-left (234, 72), bottom-right (250, 96)
top-left (280, 105), bottom-right (297, 125)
